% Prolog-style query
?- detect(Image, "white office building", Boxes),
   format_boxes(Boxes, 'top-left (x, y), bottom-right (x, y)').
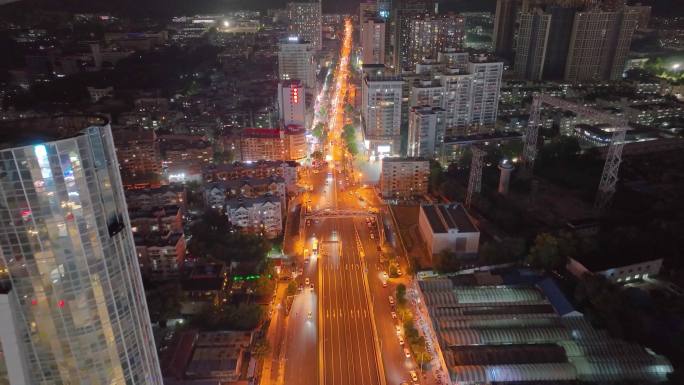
top-left (278, 80), bottom-right (306, 127)
top-left (287, 1), bottom-right (322, 51)
top-left (362, 75), bottom-right (404, 156)
top-left (278, 37), bottom-right (316, 90)
top-left (0, 116), bottom-right (162, 384)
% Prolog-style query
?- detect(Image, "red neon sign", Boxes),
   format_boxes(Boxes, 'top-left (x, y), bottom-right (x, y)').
top-left (291, 87), bottom-right (299, 104)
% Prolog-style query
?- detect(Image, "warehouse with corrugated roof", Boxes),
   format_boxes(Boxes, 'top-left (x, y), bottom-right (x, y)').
top-left (418, 272), bottom-right (673, 384)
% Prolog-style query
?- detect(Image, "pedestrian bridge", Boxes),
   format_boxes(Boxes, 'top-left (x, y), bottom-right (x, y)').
top-left (305, 209), bottom-right (371, 219)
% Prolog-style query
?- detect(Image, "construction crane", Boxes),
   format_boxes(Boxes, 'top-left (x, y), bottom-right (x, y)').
top-left (465, 145), bottom-right (486, 209)
top-left (522, 93), bottom-right (630, 211)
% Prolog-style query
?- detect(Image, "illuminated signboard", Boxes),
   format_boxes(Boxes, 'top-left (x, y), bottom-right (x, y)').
top-left (291, 86), bottom-right (299, 104)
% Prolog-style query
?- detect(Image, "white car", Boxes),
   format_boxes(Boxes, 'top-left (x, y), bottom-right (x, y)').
top-left (395, 325), bottom-right (402, 336)
top-left (404, 347), bottom-right (411, 358)
top-left (399, 337), bottom-right (404, 345)
top-left (305, 278), bottom-right (310, 286)
top-left (388, 296), bottom-right (395, 305)
top-left (391, 311), bottom-right (397, 319)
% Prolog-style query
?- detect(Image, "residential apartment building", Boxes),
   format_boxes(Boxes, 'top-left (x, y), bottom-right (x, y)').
top-left (379, 157), bottom-right (429, 199)
top-left (240, 127), bottom-right (306, 162)
top-left (514, 9), bottom-right (552, 80)
top-left (125, 185), bottom-right (187, 210)
top-left (468, 57), bottom-right (504, 131)
top-left (406, 13), bottom-right (465, 69)
top-left (129, 205), bottom-right (184, 236)
top-left (225, 196), bottom-right (283, 238)
top-left (0, 116), bottom-right (162, 384)
top-left (408, 105), bottom-right (445, 158)
top-left (361, 18), bottom-right (386, 65)
top-left (204, 177), bottom-right (287, 209)
top-left (492, 0), bottom-right (518, 60)
top-left (278, 80), bottom-right (306, 127)
top-left (565, 7), bottom-right (639, 81)
top-left (135, 232), bottom-right (186, 280)
top-left (113, 128), bottom-right (162, 186)
top-left (203, 160), bottom-right (298, 192)
top-left (287, 1), bottom-right (322, 51)
top-left (278, 37), bottom-right (315, 90)
top-left (362, 75), bottom-right (404, 156)
top-left (440, 67), bottom-right (475, 135)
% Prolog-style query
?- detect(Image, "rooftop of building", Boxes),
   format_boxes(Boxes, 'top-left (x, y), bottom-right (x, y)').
top-left (241, 127), bottom-right (282, 138)
top-left (421, 203), bottom-right (478, 234)
top-left (225, 195), bottom-right (281, 207)
top-left (0, 115), bottom-right (110, 149)
top-left (418, 270), bottom-right (673, 384)
top-left (382, 156), bottom-right (429, 163)
top-left (206, 176), bottom-right (285, 190)
top-left (134, 231), bottom-right (184, 247)
top-left (128, 205), bottom-right (181, 220)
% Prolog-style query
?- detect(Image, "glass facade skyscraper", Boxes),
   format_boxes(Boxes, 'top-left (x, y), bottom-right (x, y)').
top-left (0, 116), bottom-right (162, 384)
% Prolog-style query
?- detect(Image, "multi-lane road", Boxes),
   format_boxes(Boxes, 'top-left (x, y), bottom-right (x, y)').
top-left (276, 16), bottom-right (424, 385)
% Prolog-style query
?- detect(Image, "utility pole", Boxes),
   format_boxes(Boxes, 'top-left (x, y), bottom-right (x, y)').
top-left (522, 93), bottom-right (542, 175)
top-left (465, 145), bottom-right (486, 209)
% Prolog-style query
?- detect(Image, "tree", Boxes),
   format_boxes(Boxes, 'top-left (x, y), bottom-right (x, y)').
top-left (433, 249), bottom-right (461, 273)
top-left (312, 150), bottom-right (324, 161)
top-left (396, 284), bottom-right (407, 306)
top-left (213, 150), bottom-right (234, 164)
top-left (252, 336), bottom-right (271, 358)
top-left (287, 281), bottom-right (298, 296)
top-left (526, 233), bottom-right (566, 271)
top-left (312, 123), bottom-right (325, 139)
top-left (146, 282), bottom-right (183, 326)
top-left (428, 159), bottom-right (444, 193)
top-left (480, 237), bottom-right (526, 265)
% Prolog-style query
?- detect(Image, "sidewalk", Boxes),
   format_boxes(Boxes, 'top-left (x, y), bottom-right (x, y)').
top-left (259, 283), bottom-right (287, 385)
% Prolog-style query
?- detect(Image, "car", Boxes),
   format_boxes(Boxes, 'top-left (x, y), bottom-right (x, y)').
top-left (310, 283), bottom-right (314, 290)
top-left (397, 268), bottom-right (403, 276)
top-left (382, 271), bottom-right (389, 279)
top-left (382, 281), bottom-right (388, 288)
top-left (391, 311), bottom-right (397, 319)
top-left (304, 258), bottom-right (310, 264)
top-left (306, 219), bottom-right (311, 227)
top-left (410, 371), bottom-right (418, 382)
top-left (307, 311), bottom-right (312, 319)
top-left (399, 336), bottom-right (404, 345)
top-left (395, 325), bottom-right (402, 336)
top-left (388, 296), bottom-right (395, 305)
top-left (377, 245), bottom-right (382, 252)
top-left (305, 278), bottom-right (310, 286)
top-left (298, 284), bottom-right (303, 291)
top-left (404, 347), bottom-right (411, 358)
top-left (370, 233), bottom-right (374, 239)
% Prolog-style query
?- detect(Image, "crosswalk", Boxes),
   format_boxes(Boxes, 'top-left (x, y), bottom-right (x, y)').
top-left (325, 308), bottom-right (368, 319)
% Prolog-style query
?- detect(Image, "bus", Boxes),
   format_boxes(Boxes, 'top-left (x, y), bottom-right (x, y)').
top-left (312, 237), bottom-right (319, 256)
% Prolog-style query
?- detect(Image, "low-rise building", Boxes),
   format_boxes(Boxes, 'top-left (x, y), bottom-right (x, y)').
top-left (162, 330), bottom-right (254, 383)
top-left (418, 271), bottom-right (673, 384)
top-left (203, 161), bottom-right (298, 193)
top-left (135, 232), bottom-right (186, 280)
top-left (129, 205), bottom-right (183, 236)
top-left (567, 256), bottom-right (663, 284)
top-left (125, 185), bottom-right (186, 210)
top-left (180, 263), bottom-right (227, 314)
top-left (113, 128), bottom-right (162, 187)
top-left (379, 157), bottom-right (429, 199)
top-left (225, 196), bottom-right (283, 238)
top-left (204, 177), bottom-right (287, 209)
top-left (418, 203), bottom-right (480, 257)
